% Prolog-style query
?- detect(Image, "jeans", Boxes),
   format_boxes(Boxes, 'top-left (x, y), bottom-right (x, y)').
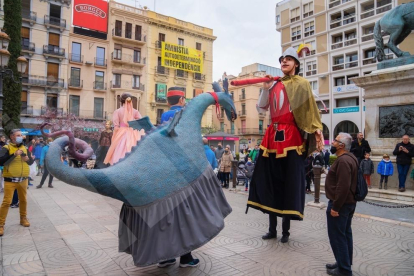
top-left (269, 213), bottom-right (290, 237)
top-left (380, 175), bottom-right (389, 184)
top-left (326, 200), bottom-right (356, 274)
top-left (397, 164), bottom-right (410, 188)
top-left (244, 178), bottom-right (250, 189)
top-left (222, 172), bottom-right (230, 187)
top-left (0, 180), bottom-right (28, 225)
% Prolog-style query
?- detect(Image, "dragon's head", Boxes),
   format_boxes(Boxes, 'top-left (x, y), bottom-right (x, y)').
top-left (212, 82), bottom-right (237, 122)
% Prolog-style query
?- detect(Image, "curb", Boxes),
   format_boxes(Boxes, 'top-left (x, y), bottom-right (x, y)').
top-left (228, 187), bottom-right (414, 228)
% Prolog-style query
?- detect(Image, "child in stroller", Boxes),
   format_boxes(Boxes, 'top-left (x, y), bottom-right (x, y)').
top-left (237, 157), bottom-right (255, 191)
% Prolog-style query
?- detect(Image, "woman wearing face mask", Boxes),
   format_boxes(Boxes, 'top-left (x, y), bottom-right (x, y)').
top-left (219, 145), bottom-right (234, 188)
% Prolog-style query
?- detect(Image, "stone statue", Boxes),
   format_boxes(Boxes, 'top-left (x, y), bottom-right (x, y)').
top-left (374, 2), bottom-right (414, 62)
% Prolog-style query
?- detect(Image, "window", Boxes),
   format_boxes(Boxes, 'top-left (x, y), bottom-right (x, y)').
top-left (306, 60), bottom-right (317, 76)
top-left (345, 52), bottom-right (358, 68)
top-left (133, 50), bottom-right (141, 63)
top-left (259, 120), bottom-right (264, 134)
top-left (132, 75), bottom-right (140, 88)
top-left (230, 91), bottom-right (234, 99)
top-left (305, 40), bottom-right (316, 55)
top-left (310, 80), bottom-right (318, 90)
top-left (94, 98), bottom-right (104, 119)
top-left (71, 42), bottom-right (81, 62)
top-left (231, 122), bottom-right (235, 134)
top-left (241, 88), bottom-right (246, 99)
top-left (69, 95), bottom-right (80, 116)
top-left (49, 4), bottom-right (61, 19)
top-left (156, 109), bottom-right (164, 125)
top-left (241, 104), bottom-right (246, 115)
top-left (21, 27), bottom-right (30, 50)
top-left (345, 31), bottom-right (356, 40)
top-left (363, 25), bottom-right (374, 35)
top-left (125, 23), bottom-right (132, 39)
top-left (47, 95), bottom-right (58, 109)
top-left (304, 21), bottom-right (314, 37)
top-left (21, 91), bottom-right (28, 113)
top-left (113, 74), bottom-right (121, 88)
top-left (290, 7), bottom-right (300, 22)
top-left (70, 67), bottom-right (80, 87)
top-left (114, 44), bottom-right (122, 60)
top-left (336, 97), bottom-right (359, 107)
top-left (178, 38), bottom-right (184, 46)
top-left (333, 34), bottom-right (342, 43)
top-left (276, 15), bottom-right (280, 24)
top-left (135, 25), bottom-right (142, 41)
top-left (96, 47), bottom-right (105, 66)
top-left (317, 100), bottom-right (329, 109)
top-left (95, 71), bottom-right (104, 89)
top-left (334, 56), bottom-right (344, 65)
top-left (115, 20), bottom-right (122, 36)
top-left (334, 76), bottom-right (345, 86)
top-left (299, 63), bottom-right (303, 76)
top-left (48, 33), bottom-right (60, 54)
top-left (196, 42), bottom-right (202, 50)
top-left (303, 2), bottom-right (313, 17)
top-left (47, 62), bottom-right (59, 82)
top-left (159, 33), bottom-right (165, 41)
top-left (220, 122), bottom-right (224, 132)
top-left (291, 26), bottom-right (301, 41)
top-left (347, 74), bottom-right (358, 84)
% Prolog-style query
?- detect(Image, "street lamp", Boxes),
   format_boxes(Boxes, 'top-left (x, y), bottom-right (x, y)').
top-left (0, 30), bottom-right (28, 134)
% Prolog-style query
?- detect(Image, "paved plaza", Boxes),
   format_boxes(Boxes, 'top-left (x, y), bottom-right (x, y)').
top-left (0, 177), bottom-right (413, 276)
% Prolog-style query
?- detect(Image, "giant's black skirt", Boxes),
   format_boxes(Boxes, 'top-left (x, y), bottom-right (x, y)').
top-left (247, 149), bottom-right (306, 220)
top-left (94, 146), bottom-right (109, 169)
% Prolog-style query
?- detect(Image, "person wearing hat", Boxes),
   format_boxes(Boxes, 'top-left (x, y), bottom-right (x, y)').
top-left (377, 153), bottom-right (394, 190)
top-left (157, 87), bottom-right (200, 268)
top-left (247, 46), bottom-right (324, 244)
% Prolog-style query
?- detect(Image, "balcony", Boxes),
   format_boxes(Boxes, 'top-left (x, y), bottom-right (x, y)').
top-left (111, 53), bottom-right (145, 66)
top-left (345, 60), bottom-right (358, 68)
top-left (333, 84), bottom-right (359, 93)
top-left (44, 15), bottom-right (66, 31)
top-left (155, 40), bottom-right (163, 49)
top-left (290, 16), bottom-right (300, 23)
top-left (239, 94), bottom-right (246, 101)
top-left (193, 73), bottom-right (205, 82)
top-left (238, 128), bottom-right (265, 135)
top-left (21, 105), bottom-right (33, 115)
top-left (332, 64), bottom-right (345, 71)
top-left (361, 33), bottom-right (374, 42)
top-left (22, 10), bottom-right (36, 25)
top-left (226, 129), bottom-right (236, 135)
top-left (329, 0), bottom-right (340, 9)
top-left (94, 58), bottom-right (107, 68)
top-left (360, 8), bottom-right (375, 19)
top-left (306, 70), bottom-right (317, 76)
top-left (41, 106), bottom-right (64, 116)
top-left (362, 57), bottom-right (376, 65)
top-left (330, 17), bottom-right (342, 29)
top-left (343, 13), bottom-right (356, 25)
top-left (303, 11), bottom-right (313, 18)
top-left (22, 74), bottom-right (64, 89)
top-left (238, 111), bottom-right (247, 118)
top-left (43, 45), bottom-right (65, 60)
top-left (331, 41), bottom-right (343, 50)
top-left (132, 83), bottom-right (145, 91)
top-left (21, 41), bottom-right (35, 55)
top-left (93, 81), bottom-right (106, 91)
top-left (175, 70), bottom-right (188, 79)
top-left (111, 28), bottom-right (146, 45)
top-left (68, 78), bottom-right (83, 89)
top-left (377, 2), bottom-right (392, 14)
top-left (69, 53), bottom-right (83, 64)
top-left (344, 38), bottom-right (357, 47)
top-left (155, 66), bottom-right (169, 75)
top-left (76, 110), bottom-right (107, 120)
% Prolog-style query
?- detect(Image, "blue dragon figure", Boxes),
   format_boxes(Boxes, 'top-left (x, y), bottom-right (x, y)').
top-left (41, 86), bottom-right (236, 266)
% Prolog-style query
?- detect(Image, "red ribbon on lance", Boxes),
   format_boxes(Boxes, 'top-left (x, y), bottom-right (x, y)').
top-left (207, 92), bottom-right (221, 120)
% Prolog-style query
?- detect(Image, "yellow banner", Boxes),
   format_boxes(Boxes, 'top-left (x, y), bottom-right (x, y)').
top-left (161, 41), bottom-right (203, 73)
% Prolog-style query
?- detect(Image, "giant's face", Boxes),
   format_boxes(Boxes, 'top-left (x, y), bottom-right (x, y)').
top-left (280, 56), bottom-right (298, 75)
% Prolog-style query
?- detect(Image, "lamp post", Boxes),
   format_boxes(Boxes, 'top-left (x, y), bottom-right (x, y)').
top-left (0, 31), bottom-right (28, 134)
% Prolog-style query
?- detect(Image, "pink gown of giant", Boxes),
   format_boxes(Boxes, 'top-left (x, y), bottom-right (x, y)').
top-left (104, 99), bottom-right (145, 165)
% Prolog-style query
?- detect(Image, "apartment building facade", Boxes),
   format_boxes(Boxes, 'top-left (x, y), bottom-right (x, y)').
top-left (145, 10), bottom-right (215, 126)
top-left (212, 64), bottom-right (283, 150)
top-left (20, 0), bottom-right (71, 128)
top-left (275, 0), bottom-right (414, 143)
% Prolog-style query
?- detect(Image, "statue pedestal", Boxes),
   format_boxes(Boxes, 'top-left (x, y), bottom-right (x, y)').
top-left (352, 64), bottom-right (414, 191)
top-left (377, 55), bottom-right (414, 70)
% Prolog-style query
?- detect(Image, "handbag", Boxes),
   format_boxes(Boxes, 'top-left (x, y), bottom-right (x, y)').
top-left (29, 162), bottom-right (38, 179)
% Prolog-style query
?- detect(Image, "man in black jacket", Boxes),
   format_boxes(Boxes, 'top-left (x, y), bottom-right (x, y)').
top-left (350, 132), bottom-right (371, 163)
top-left (393, 135), bottom-right (414, 192)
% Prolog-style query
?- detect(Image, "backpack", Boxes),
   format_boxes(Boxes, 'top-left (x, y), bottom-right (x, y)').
top-left (351, 158), bottom-right (368, 201)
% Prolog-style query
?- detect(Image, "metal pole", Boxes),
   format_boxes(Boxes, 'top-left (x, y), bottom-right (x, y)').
top-left (313, 164), bottom-right (322, 203)
top-left (0, 71), bottom-right (4, 134)
top-left (231, 160), bottom-right (238, 188)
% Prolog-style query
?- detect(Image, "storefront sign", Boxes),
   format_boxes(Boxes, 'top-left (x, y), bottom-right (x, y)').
top-left (333, 106), bottom-right (359, 114)
top-left (73, 0), bottom-right (108, 33)
top-left (161, 41), bottom-right (203, 73)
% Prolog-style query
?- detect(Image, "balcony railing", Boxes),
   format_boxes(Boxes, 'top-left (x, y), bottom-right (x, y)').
top-left (238, 128), bottom-right (265, 135)
top-left (41, 106), bottom-right (64, 116)
top-left (175, 70), bottom-right (188, 78)
top-left (193, 73), bottom-right (205, 81)
top-left (239, 94), bottom-right (246, 101)
top-left (132, 83), bottom-right (145, 91)
top-left (343, 13), bottom-right (356, 25)
top-left (68, 78), bottom-right (83, 88)
top-left (306, 70), bottom-right (317, 76)
top-left (155, 40), bottom-right (163, 49)
top-left (111, 53), bottom-right (143, 64)
top-left (290, 16), bottom-right (300, 23)
top-left (22, 74), bottom-right (64, 88)
top-left (22, 10), bottom-right (37, 22)
top-left (75, 110), bottom-right (107, 120)
top-left (377, 3), bottom-right (392, 14)
top-left (360, 8), bottom-right (375, 19)
top-left (44, 15), bottom-right (66, 28)
top-left (94, 57), bottom-right (107, 67)
top-left (329, 0), bottom-right (340, 8)
top-left (43, 45), bottom-right (65, 56)
top-left (330, 17), bottom-right (342, 29)
top-left (362, 57), bottom-right (376, 65)
top-left (21, 41), bottom-right (35, 52)
top-left (238, 111), bottom-right (247, 117)
top-left (331, 41), bottom-right (343, 50)
top-left (303, 11), bottom-right (313, 18)
top-left (93, 81), bottom-right (106, 90)
top-left (21, 105), bottom-right (33, 115)
top-left (69, 53), bottom-right (83, 63)
top-left (345, 60), bottom-right (358, 68)
top-left (344, 38), bottom-right (357, 46)
top-left (361, 33), bottom-right (374, 42)
top-left (332, 64), bottom-right (345, 71)
top-left (156, 66), bottom-right (169, 75)
top-left (111, 81), bottom-right (121, 89)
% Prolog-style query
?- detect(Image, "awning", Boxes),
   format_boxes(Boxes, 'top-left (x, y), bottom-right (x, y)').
top-left (206, 137), bottom-right (223, 140)
top-left (20, 128), bottom-right (50, 136)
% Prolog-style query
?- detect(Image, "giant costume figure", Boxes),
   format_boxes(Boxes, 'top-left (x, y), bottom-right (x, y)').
top-left (39, 86), bottom-right (234, 266)
top-left (233, 47), bottom-right (323, 241)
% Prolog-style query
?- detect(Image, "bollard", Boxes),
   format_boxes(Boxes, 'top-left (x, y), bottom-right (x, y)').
top-left (312, 164), bottom-right (322, 203)
top-left (231, 160), bottom-right (238, 188)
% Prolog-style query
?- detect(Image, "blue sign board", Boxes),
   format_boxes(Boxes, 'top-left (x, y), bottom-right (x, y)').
top-left (333, 106), bottom-right (360, 114)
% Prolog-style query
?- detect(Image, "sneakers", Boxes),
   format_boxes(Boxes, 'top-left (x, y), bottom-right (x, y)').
top-left (10, 202), bottom-right (19, 208)
top-left (280, 235), bottom-right (289, 243)
top-left (179, 259), bottom-right (200, 268)
top-left (0, 225), bottom-right (3, 236)
top-left (157, 259), bottom-right (176, 268)
top-left (20, 216), bottom-right (30, 227)
top-left (28, 183), bottom-right (33, 186)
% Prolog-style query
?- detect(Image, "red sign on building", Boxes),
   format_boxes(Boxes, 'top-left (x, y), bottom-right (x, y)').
top-left (73, 0), bottom-right (108, 33)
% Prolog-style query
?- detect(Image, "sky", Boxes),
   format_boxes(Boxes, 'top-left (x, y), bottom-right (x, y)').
top-left (117, 0), bottom-right (283, 81)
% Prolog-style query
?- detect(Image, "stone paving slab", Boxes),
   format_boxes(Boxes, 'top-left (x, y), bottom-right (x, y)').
top-left (0, 177), bottom-right (413, 275)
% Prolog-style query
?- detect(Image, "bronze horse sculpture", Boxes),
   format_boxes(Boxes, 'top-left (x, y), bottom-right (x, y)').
top-left (374, 2), bottom-right (414, 62)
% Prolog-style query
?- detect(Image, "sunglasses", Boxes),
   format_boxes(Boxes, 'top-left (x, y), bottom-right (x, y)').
top-left (333, 139), bottom-right (344, 144)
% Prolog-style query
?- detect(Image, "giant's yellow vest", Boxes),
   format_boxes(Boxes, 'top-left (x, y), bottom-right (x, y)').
top-left (3, 144), bottom-right (30, 178)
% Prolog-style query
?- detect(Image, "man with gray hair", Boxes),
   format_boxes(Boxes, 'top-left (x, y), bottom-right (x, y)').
top-left (325, 132), bottom-right (358, 276)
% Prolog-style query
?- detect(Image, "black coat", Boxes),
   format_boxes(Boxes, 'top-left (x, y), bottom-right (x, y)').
top-left (350, 139), bottom-right (371, 159)
top-left (393, 142), bottom-right (414, 165)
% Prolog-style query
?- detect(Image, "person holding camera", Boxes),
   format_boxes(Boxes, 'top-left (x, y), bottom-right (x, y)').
top-left (0, 129), bottom-right (35, 236)
top-left (393, 135), bottom-right (414, 192)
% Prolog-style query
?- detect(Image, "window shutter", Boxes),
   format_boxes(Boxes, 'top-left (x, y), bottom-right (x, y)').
top-left (47, 63), bottom-right (59, 79)
top-left (21, 27), bottom-right (30, 39)
top-left (48, 33), bottom-right (60, 46)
